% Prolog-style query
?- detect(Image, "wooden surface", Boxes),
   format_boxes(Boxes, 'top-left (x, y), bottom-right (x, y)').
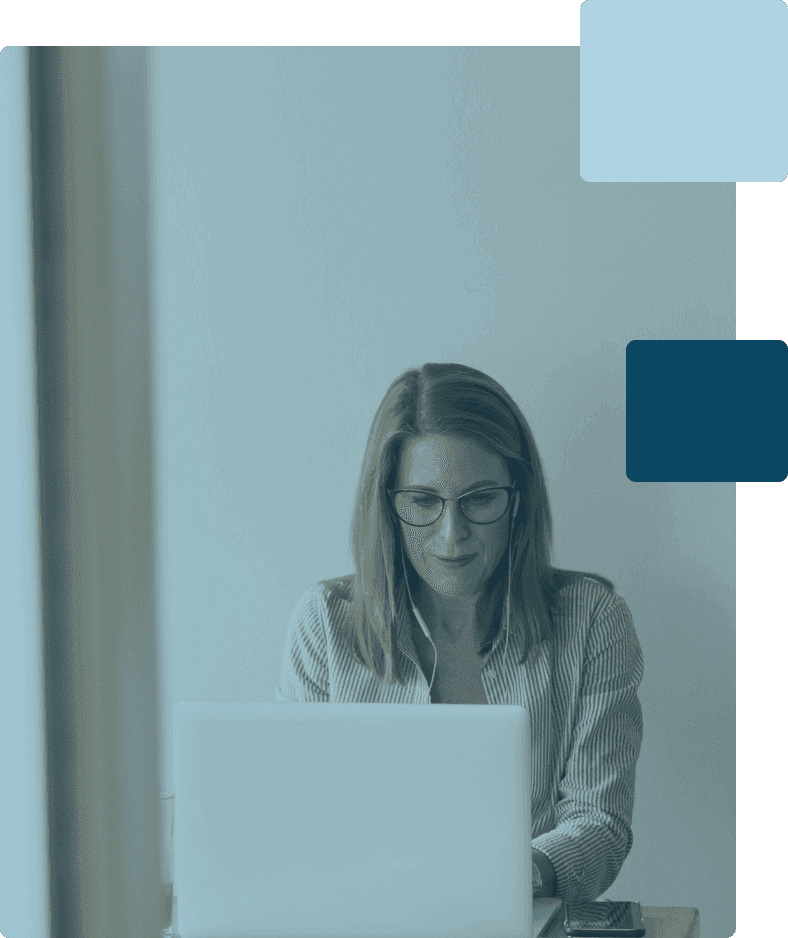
top-left (542, 903), bottom-right (700, 938)
top-left (641, 906), bottom-right (700, 938)
top-left (173, 896), bottom-right (700, 938)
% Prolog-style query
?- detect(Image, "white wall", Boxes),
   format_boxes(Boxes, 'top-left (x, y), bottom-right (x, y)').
top-left (148, 48), bottom-right (735, 937)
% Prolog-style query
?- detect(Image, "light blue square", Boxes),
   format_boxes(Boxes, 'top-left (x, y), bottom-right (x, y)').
top-left (580, 0), bottom-right (788, 181)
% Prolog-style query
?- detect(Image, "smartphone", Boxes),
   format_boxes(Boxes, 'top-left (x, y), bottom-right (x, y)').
top-left (563, 900), bottom-right (646, 937)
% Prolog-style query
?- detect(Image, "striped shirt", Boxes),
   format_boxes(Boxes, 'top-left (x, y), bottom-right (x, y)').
top-left (277, 575), bottom-right (644, 903)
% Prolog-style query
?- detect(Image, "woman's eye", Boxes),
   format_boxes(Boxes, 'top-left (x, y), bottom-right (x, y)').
top-left (411, 495), bottom-right (440, 507)
top-left (466, 492), bottom-right (495, 504)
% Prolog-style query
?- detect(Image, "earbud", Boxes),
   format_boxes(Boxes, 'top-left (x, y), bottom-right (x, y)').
top-left (412, 606), bottom-right (432, 641)
top-left (413, 605), bottom-right (437, 694)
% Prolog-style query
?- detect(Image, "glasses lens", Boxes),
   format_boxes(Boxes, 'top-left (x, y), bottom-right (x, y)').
top-left (460, 488), bottom-right (510, 523)
top-left (394, 492), bottom-right (444, 526)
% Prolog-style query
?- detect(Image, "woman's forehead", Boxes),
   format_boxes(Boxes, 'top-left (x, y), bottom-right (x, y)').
top-left (396, 435), bottom-right (510, 490)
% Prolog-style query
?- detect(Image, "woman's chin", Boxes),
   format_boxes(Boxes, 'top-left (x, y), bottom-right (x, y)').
top-left (425, 567), bottom-right (476, 598)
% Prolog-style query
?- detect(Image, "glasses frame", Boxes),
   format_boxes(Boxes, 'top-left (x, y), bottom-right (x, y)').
top-left (387, 485), bottom-right (517, 527)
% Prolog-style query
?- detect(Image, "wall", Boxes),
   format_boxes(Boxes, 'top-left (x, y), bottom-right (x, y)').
top-left (149, 48), bottom-right (735, 937)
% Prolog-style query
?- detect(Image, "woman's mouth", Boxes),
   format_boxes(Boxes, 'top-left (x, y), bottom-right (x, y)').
top-left (432, 554), bottom-right (477, 569)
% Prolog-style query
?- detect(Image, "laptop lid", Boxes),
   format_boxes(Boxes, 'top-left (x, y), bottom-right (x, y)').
top-left (174, 701), bottom-right (531, 938)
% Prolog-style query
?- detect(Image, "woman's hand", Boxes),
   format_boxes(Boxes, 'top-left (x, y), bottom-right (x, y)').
top-left (531, 848), bottom-right (557, 898)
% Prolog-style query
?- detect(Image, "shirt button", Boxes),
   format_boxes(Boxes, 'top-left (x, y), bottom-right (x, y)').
top-left (487, 669), bottom-right (497, 679)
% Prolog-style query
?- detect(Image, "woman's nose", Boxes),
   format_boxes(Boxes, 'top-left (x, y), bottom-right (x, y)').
top-left (436, 499), bottom-right (469, 541)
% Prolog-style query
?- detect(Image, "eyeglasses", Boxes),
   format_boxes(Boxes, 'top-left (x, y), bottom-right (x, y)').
top-left (388, 486), bottom-right (516, 527)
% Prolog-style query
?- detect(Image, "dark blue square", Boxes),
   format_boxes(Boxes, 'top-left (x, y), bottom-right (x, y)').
top-left (626, 340), bottom-right (788, 482)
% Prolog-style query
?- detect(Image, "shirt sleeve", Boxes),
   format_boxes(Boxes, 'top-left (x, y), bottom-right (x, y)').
top-left (531, 594), bottom-right (644, 903)
top-left (276, 586), bottom-right (331, 702)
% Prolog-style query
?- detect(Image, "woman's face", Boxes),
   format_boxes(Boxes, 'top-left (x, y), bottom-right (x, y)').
top-left (394, 434), bottom-right (518, 600)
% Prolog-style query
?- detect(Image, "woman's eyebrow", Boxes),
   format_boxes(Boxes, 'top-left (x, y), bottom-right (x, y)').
top-left (400, 479), bottom-right (507, 493)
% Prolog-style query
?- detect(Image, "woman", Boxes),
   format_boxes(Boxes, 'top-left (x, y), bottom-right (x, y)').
top-left (277, 363), bottom-right (643, 905)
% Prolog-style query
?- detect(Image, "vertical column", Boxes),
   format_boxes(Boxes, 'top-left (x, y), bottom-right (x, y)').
top-left (29, 47), bottom-right (162, 938)
top-left (0, 45), bottom-right (50, 938)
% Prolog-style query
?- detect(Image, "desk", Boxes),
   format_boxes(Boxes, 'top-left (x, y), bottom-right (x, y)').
top-left (541, 903), bottom-right (700, 938)
top-left (172, 898), bottom-right (700, 938)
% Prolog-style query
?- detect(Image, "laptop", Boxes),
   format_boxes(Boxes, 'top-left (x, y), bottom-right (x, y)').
top-left (174, 701), bottom-right (555, 938)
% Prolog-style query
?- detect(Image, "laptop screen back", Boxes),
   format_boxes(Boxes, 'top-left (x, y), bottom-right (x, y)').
top-left (174, 702), bottom-right (531, 938)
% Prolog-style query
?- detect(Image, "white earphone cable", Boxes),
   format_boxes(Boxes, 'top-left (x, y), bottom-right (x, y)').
top-left (400, 540), bottom-right (437, 694)
top-left (504, 509), bottom-right (514, 664)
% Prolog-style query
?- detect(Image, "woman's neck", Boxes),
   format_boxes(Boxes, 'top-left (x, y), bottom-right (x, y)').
top-left (412, 581), bottom-right (483, 645)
